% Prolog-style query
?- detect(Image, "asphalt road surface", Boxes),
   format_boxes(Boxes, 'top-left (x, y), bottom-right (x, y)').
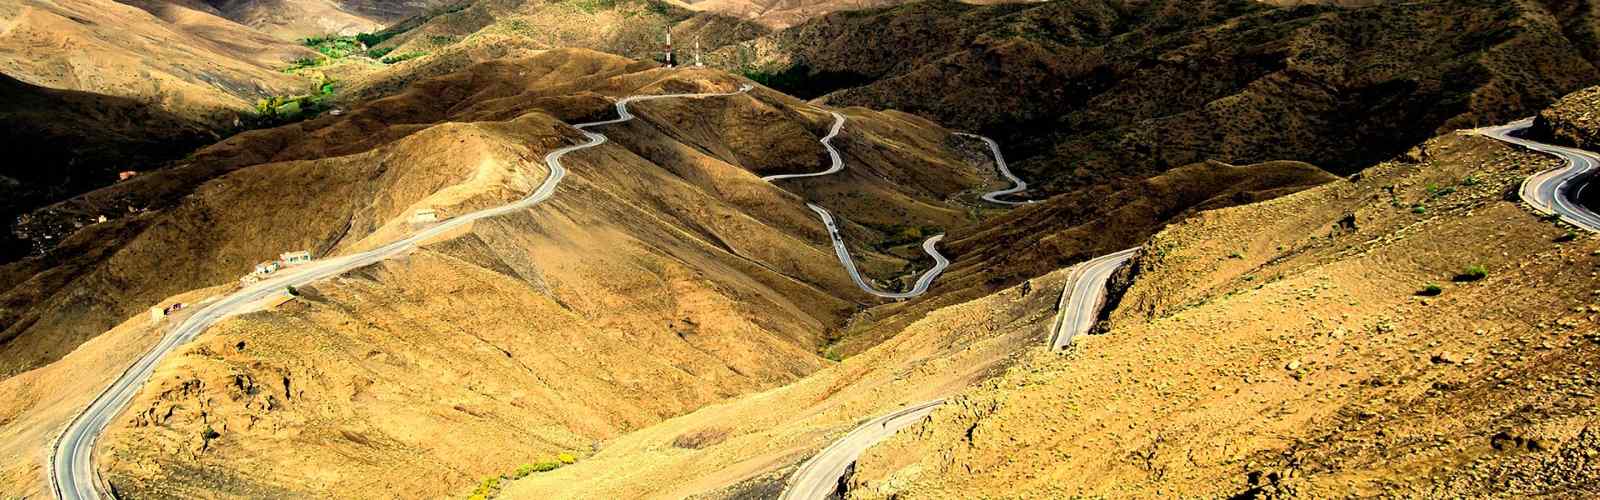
top-left (780, 248), bottom-right (1140, 499)
top-left (48, 85), bottom-right (752, 500)
top-left (1477, 118), bottom-right (1600, 231)
top-left (761, 109), bottom-right (948, 299)
top-left (1049, 248), bottom-right (1140, 351)
top-left (761, 111), bottom-right (846, 182)
top-left (807, 203), bottom-right (949, 299)
top-left (954, 132), bottom-right (1033, 205)
top-left (778, 399), bottom-right (945, 500)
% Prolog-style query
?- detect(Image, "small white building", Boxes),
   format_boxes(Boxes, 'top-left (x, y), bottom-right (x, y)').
top-left (280, 250), bottom-right (312, 265)
top-left (150, 305), bottom-right (166, 322)
top-left (412, 208), bottom-right (438, 224)
top-left (255, 261), bottom-right (280, 275)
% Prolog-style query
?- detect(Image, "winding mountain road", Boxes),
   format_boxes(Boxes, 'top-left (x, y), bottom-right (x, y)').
top-left (807, 203), bottom-right (949, 299)
top-left (761, 111), bottom-right (846, 182)
top-left (48, 84), bottom-right (753, 500)
top-left (780, 247), bottom-right (1140, 499)
top-left (776, 118), bottom-right (1600, 500)
top-left (1477, 118), bottom-right (1600, 231)
top-left (955, 132), bottom-right (1032, 205)
top-left (761, 109), bottom-right (950, 299)
top-left (778, 399), bottom-right (945, 500)
top-left (1049, 248), bottom-right (1140, 351)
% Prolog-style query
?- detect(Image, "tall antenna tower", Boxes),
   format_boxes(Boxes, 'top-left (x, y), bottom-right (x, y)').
top-left (664, 31), bottom-right (674, 68)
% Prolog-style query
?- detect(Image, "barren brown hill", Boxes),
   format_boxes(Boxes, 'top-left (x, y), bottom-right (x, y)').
top-left (194, 0), bottom-right (459, 40)
top-left (822, 158), bottom-right (1339, 353)
top-left (711, 0), bottom-right (1600, 194)
top-left (682, 0), bottom-right (910, 29)
top-left (848, 107), bottom-right (1600, 498)
top-left (10, 1), bottom-right (1594, 498)
top-left (363, 0), bottom-right (769, 66)
top-left (0, 46), bottom-right (1020, 496)
top-left (0, 35), bottom-right (1354, 495)
top-left (0, 45), bottom-right (983, 375)
top-left (0, 0), bottom-right (308, 125)
top-left (474, 160), bottom-right (1333, 499)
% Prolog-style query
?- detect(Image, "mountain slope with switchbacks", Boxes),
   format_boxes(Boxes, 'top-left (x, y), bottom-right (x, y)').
top-left (847, 98), bottom-right (1600, 499)
top-left (0, 47), bottom-right (1004, 497)
top-left (711, 0), bottom-right (1600, 194)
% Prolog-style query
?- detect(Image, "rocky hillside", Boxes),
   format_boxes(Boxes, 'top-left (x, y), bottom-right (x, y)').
top-left (1533, 84), bottom-right (1600, 150)
top-left (711, 0), bottom-right (1600, 193)
top-left (848, 101), bottom-right (1600, 497)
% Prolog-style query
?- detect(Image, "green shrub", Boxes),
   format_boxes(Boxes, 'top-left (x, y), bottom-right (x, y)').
top-left (356, 31), bottom-right (394, 47)
top-left (469, 475), bottom-right (502, 499)
top-left (557, 452), bottom-right (577, 464)
top-left (645, 0), bottom-right (675, 16)
top-left (513, 460), bottom-right (563, 479)
top-left (284, 57), bottom-right (323, 72)
top-left (1542, 212), bottom-right (1563, 222)
top-left (1454, 265), bottom-right (1488, 282)
top-left (1556, 230), bottom-right (1578, 242)
top-left (1411, 204), bottom-right (1426, 214)
top-left (434, 1), bottom-right (469, 15)
top-left (512, 464), bottom-right (537, 479)
top-left (1416, 283), bottom-right (1443, 296)
top-left (382, 51), bottom-right (429, 64)
top-left (429, 35), bottom-right (458, 45)
top-left (821, 348), bottom-right (843, 362)
top-left (570, 0), bottom-right (618, 14)
top-left (252, 75), bottom-right (338, 124)
top-left (303, 35), bottom-right (364, 59)
top-left (367, 47), bottom-right (394, 59)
